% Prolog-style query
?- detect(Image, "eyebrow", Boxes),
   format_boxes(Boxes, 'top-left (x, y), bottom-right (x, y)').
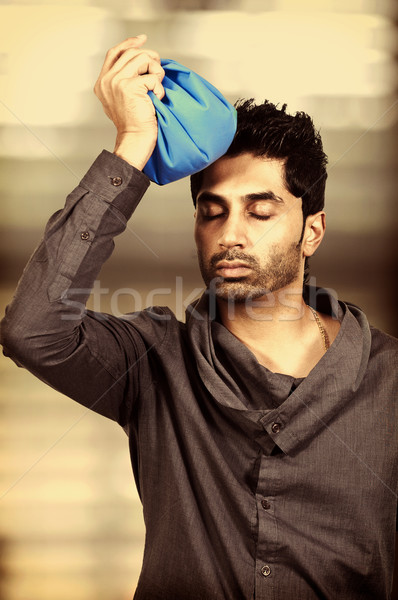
top-left (196, 190), bottom-right (285, 205)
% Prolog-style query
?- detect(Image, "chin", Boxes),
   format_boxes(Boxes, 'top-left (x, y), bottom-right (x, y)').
top-left (214, 281), bottom-right (271, 303)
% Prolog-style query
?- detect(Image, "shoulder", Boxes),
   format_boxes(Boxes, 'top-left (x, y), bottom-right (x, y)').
top-left (119, 305), bottom-right (186, 347)
top-left (369, 325), bottom-right (398, 356)
top-left (336, 300), bottom-right (397, 383)
top-left (364, 325), bottom-right (398, 391)
top-left (341, 298), bottom-right (397, 356)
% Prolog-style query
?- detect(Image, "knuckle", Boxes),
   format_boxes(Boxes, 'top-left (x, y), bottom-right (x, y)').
top-left (135, 50), bottom-right (150, 63)
top-left (145, 73), bottom-right (157, 84)
top-left (106, 47), bottom-right (116, 59)
top-left (94, 78), bottom-right (104, 95)
top-left (99, 79), bottom-right (110, 96)
top-left (98, 75), bottom-right (107, 89)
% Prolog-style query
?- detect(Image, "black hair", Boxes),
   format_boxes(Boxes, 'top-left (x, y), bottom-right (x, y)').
top-left (190, 98), bottom-right (328, 223)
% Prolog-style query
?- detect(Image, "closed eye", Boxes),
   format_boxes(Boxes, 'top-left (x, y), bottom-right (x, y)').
top-left (249, 213), bottom-right (271, 221)
top-left (203, 214), bottom-right (224, 220)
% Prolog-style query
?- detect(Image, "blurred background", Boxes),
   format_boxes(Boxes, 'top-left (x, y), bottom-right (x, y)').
top-left (0, 0), bottom-right (397, 599)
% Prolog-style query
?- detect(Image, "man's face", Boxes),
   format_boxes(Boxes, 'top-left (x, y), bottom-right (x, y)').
top-left (194, 153), bottom-right (305, 303)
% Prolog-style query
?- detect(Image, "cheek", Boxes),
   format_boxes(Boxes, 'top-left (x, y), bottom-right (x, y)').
top-left (252, 229), bottom-right (297, 261)
top-left (260, 214), bottom-right (302, 246)
top-left (251, 226), bottom-right (282, 251)
top-left (194, 225), bottom-right (202, 249)
top-left (194, 225), bottom-right (212, 252)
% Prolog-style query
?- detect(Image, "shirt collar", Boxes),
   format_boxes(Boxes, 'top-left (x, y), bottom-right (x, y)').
top-left (186, 287), bottom-right (371, 456)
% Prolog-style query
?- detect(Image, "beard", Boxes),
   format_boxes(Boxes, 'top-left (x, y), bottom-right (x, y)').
top-left (197, 241), bottom-right (302, 303)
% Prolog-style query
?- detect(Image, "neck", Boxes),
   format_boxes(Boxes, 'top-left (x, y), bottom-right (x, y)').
top-left (216, 287), bottom-right (327, 377)
top-left (217, 286), bottom-right (306, 334)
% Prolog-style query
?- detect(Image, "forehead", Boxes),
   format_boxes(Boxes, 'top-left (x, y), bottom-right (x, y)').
top-left (198, 153), bottom-right (292, 203)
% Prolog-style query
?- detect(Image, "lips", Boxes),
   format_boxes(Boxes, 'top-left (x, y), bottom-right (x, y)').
top-left (216, 260), bottom-right (251, 269)
top-left (215, 260), bottom-right (252, 277)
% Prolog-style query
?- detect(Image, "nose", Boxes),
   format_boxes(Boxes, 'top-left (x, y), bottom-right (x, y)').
top-left (217, 214), bottom-right (247, 249)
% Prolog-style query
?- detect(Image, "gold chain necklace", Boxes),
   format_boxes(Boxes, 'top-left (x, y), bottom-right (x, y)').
top-left (308, 306), bottom-right (330, 352)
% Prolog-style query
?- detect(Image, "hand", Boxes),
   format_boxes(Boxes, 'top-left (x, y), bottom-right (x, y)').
top-left (94, 35), bottom-right (165, 169)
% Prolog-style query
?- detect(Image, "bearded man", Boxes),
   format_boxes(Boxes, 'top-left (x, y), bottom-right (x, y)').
top-left (1, 35), bottom-right (397, 600)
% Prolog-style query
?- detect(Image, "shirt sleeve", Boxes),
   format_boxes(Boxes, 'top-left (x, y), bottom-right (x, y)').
top-left (0, 150), bottom-right (154, 426)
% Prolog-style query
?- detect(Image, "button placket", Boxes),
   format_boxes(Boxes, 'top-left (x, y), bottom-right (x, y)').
top-left (261, 565), bottom-right (271, 577)
top-left (254, 454), bottom-right (278, 599)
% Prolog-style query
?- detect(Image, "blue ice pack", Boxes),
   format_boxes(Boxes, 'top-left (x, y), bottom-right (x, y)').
top-left (143, 59), bottom-right (237, 185)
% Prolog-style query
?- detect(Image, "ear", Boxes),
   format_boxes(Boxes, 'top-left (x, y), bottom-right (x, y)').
top-left (302, 211), bottom-right (326, 257)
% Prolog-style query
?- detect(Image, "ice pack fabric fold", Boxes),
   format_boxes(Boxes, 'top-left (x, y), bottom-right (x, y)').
top-left (143, 59), bottom-right (237, 185)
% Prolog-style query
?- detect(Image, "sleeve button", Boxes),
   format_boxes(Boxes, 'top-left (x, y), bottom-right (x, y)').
top-left (271, 422), bottom-right (281, 434)
top-left (110, 176), bottom-right (122, 186)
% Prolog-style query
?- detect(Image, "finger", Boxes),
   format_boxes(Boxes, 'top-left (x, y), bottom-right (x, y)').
top-left (109, 47), bottom-right (161, 78)
top-left (142, 73), bottom-right (165, 101)
top-left (95, 53), bottom-right (164, 102)
top-left (98, 35), bottom-right (149, 78)
top-left (111, 53), bottom-right (165, 85)
top-left (119, 73), bottom-right (165, 102)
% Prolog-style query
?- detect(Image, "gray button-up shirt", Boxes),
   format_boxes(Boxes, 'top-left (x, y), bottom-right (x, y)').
top-left (1, 150), bottom-right (397, 599)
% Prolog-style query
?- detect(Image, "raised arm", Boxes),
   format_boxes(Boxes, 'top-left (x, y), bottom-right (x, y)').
top-left (0, 36), bottom-right (166, 425)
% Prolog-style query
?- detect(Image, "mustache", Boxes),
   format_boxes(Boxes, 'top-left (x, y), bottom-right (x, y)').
top-left (209, 250), bottom-right (259, 269)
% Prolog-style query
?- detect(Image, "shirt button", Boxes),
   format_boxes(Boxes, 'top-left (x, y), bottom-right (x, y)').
top-left (261, 499), bottom-right (271, 510)
top-left (80, 231), bottom-right (90, 241)
top-left (110, 176), bottom-right (122, 186)
top-left (261, 565), bottom-right (271, 577)
top-left (271, 422), bottom-right (281, 434)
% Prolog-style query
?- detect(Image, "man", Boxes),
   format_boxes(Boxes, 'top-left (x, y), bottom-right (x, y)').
top-left (1, 35), bottom-right (397, 599)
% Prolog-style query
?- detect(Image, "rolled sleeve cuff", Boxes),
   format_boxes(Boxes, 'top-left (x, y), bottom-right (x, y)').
top-left (79, 150), bottom-right (151, 220)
